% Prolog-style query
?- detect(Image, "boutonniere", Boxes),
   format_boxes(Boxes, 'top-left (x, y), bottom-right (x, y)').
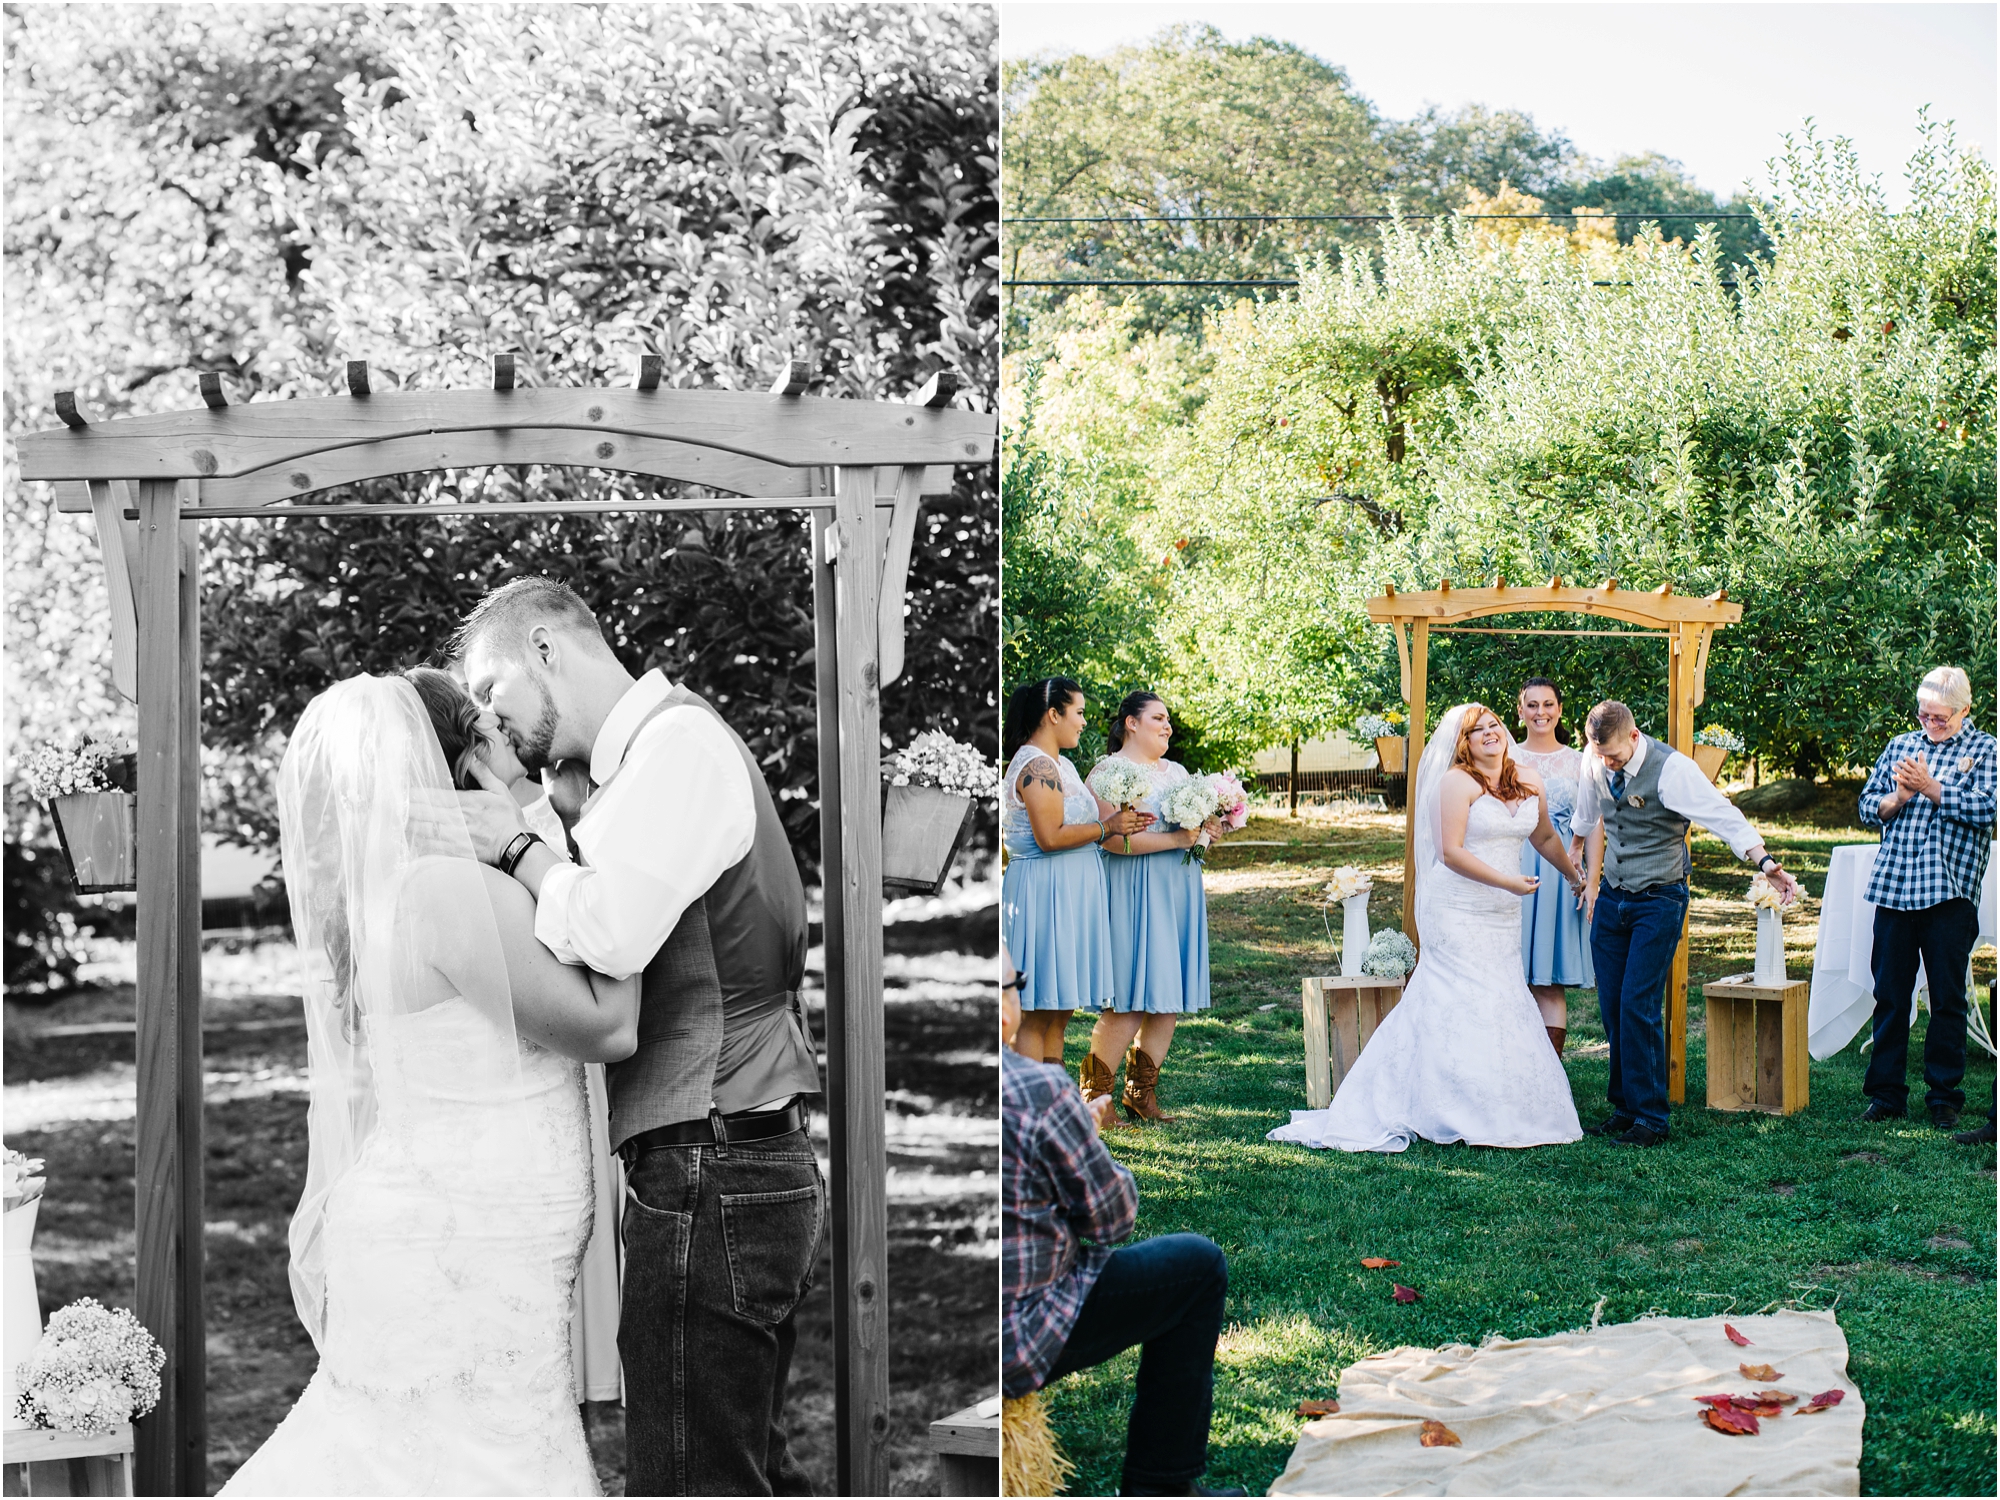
top-left (1960, 756), bottom-right (1976, 775)
top-left (1626, 793), bottom-right (1645, 808)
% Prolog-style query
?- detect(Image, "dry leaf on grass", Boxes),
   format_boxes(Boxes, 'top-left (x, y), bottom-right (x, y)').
top-left (1296, 1398), bottom-right (1341, 1417)
top-left (1724, 1323), bottom-right (1751, 1346)
top-left (1360, 1257), bottom-right (1401, 1269)
top-left (1701, 1406), bottom-right (1760, 1435)
top-left (1739, 1362), bottom-right (1783, 1382)
top-left (1418, 1420), bottom-right (1461, 1448)
top-left (1797, 1390), bottom-right (1846, 1415)
top-left (1392, 1284), bottom-right (1421, 1304)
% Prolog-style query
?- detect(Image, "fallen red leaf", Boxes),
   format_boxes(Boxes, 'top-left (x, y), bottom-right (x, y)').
top-left (1739, 1363), bottom-right (1782, 1383)
top-left (1724, 1323), bottom-right (1751, 1347)
top-left (1418, 1420), bottom-right (1461, 1448)
top-left (1360, 1257), bottom-right (1401, 1270)
top-left (1797, 1389), bottom-right (1845, 1415)
top-left (1691, 1394), bottom-right (1738, 1409)
top-left (1702, 1406), bottom-right (1760, 1436)
top-left (1296, 1398), bottom-right (1341, 1418)
top-left (1755, 1390), bottom-right (1798, 1406)
top-left (1392, 1284), bottom-right (1421, 1304)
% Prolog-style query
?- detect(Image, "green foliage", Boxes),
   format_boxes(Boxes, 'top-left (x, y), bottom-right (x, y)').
top-left (5, 4), bottom-right (997, 886)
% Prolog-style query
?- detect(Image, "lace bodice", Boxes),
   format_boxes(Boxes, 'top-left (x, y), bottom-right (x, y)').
top-left (1002, 745), bottom-right (1100, 859)
top-left (1432, 794), bottom-right (1540, 918)
top-left (1513, 744), bottom-right (1584, 835)
top-left (1085, 754), bottom-right (1189, 820)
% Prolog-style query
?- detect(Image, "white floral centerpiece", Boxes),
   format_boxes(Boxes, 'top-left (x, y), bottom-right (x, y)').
top-left (880, 733), bottom-right (995, 895)
top-left (1089, 758), bottom-right (1154, 854)
top-left (1747, 872), bottom-right (1788, 985)
top-left (12, 1299), bottom-right (165, 1436)
top-left (1323, 867), bottom-right (1375, 977)
top-left (1360, 929), bottom-right (1417, 979)
top-left (1160, 776), bottom-right (1222, 864)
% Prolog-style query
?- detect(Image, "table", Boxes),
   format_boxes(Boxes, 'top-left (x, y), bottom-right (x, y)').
top-left (929, 1394), bottom-right (998, 1496)
top-left (1806, 842), bottom-right (1997, 1060)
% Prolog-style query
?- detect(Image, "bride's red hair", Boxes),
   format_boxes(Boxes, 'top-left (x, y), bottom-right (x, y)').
top-left (1451, 703), bottom-right (1527, 802)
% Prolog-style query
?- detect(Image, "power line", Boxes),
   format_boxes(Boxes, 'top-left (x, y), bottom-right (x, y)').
top-left (1009, 211), bottom-right (1762, 224)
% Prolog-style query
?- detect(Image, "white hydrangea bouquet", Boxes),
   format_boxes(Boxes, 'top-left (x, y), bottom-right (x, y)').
top-left (1090, 758), bottom-right (1154, 853)
top-left (1360, 929), bottom-right (1417, 979)
top-left (883, 731), bottom-right (999, 802)
top-left (13, 1299), bottom-right (165, 1436)
top-left (23, 733), bottom-right (135, 803)
top-left (1159, 776), bottom-right (1222, 864)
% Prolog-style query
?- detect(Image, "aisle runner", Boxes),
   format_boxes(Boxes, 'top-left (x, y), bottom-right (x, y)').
top-left (1267, 1310), bottom-right (1862, 1497)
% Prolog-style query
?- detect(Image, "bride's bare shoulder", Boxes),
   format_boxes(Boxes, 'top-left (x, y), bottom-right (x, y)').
top-left (1441, 766), bottom-right (1481, 797)
top-left (1513, 765), bottom-right (1545, 793)
top-left (399, 857), bottom-right (529, 963)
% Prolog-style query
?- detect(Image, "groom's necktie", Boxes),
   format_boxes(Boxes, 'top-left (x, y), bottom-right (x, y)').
top-left (1608, 766), bottom-right (1628, 802)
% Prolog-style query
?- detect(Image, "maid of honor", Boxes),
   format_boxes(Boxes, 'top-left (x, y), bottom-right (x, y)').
top-left (1082, 692), bottom-right (1224, 1123)
top-left (1514, 676), bottom-right (1600, 1053)
top-left (1001, 677), bottom-right (1154, 1065)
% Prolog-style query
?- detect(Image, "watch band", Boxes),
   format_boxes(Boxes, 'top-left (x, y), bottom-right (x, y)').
top-left (499, 830), bottom-right (543, 877)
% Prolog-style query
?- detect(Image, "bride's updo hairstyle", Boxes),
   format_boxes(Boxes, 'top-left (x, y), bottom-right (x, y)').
top-left (1107, 691), bottom-right (1165, 753)
top-left (1451, 702), bottom-right (1528, 802)
top-left (1517, 676), bottom-right (1572, 745)
top-left (1003, 676), bottom-right (1085, 756)
top-left (402, 667), bottom-right (486, 790)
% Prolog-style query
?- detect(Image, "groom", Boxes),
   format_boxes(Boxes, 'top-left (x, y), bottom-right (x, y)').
top-left (1570, 701), bottom-right (1799, 1147)
top-left (450, 576), bottom-right (823, 1496)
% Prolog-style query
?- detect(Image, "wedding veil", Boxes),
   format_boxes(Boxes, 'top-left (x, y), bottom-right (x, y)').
top-left (1408, 704), bottom-right (1520, 933)
top-left (276, 674), bottom-right (522, 1348)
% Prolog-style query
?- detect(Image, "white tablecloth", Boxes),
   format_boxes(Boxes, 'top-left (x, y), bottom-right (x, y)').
top-left (1806, 842), bottom-right (1998, 1059)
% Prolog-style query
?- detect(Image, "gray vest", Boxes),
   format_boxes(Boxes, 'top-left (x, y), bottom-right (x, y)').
top-left (594, 685), bottom-right (819, 1147)
top-left (1594, 735), bottom-right (1693, 891)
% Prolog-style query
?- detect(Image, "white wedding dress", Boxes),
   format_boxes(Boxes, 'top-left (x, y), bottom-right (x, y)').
top-left (1270, 730), bottom-right (1583, 1153)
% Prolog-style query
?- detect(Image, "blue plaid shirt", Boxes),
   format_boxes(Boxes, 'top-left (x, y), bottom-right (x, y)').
top-left (1858, 724), bottom-right (1996, 909)
top-left (1002, 1048), bottom-right (1136, 1397)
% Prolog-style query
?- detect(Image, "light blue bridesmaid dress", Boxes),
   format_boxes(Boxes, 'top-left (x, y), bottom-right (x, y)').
top-left (1000, 744), bottom-right (1116, 1011)
top-left (1516, 744), bottom-right (1595, 988)
top-left (1087, 755), bottom-right (1210, 1014)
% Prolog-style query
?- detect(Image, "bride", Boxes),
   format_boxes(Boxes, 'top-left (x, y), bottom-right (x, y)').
top-left (220, 675), bottom-right (637, 1496)
top-left (1269, 704), bottom-right (1587, 1152)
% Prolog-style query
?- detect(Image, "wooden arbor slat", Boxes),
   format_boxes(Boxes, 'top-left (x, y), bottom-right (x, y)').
top-left (1364, 581), bottom-right (1743, 1105)
top-left (19, 372), bottom-right (996, 1499)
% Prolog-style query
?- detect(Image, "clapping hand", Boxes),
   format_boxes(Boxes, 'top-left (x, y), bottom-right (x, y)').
top-left (1084, 1088), bottom-right (1119, 1136)
top-left (1893, 755), bottom-right (1942, 804)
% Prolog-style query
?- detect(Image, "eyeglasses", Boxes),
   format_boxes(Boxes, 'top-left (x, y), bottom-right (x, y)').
top-left (1916, 710), bottom-right (1960, 728)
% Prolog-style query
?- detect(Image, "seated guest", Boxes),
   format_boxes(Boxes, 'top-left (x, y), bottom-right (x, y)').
top-left (1001, 980), bottom-right (1241, 1498)
top-left (1856, 666), bottom-right (1996, 1129)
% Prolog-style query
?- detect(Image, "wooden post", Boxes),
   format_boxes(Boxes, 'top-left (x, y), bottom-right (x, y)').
top-left (133, 480), bottom-right (203, 1496)
top-left (1401, 621), bottom-right (1429, 942)
top-left (825, 466), bottom-right (891, 1494)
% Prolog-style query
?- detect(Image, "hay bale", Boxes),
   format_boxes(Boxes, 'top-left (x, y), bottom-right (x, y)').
top-left (1002, 1390), bottom-right (1074, 1497)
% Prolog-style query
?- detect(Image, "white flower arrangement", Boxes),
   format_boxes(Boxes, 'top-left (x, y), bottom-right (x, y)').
top-left (1746, 873), bottom-right (1787, 911)
top-left (13, 1299), bottom-right (165, 1436)
top-left (3, 1146), bottom-right (45, 1212)
top-left (22, 734), bottom-right (134, 803)
top-left (1324, 866), bottom-right (1373, 902)
top-left (1089, 757), bottom-right (1153, 811)
top-left (1360, 929), bottom-right (1418, 978)
top-left (883, 732), bottom-right (998, 802)
top-left (1695, 725), bottom-right (1747, 753)
top-left (1354, 712), bottom-right (1406, 741)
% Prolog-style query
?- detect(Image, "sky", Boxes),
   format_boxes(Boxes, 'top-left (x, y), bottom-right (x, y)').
top-left (1000, 2), bottom-right (1997, 206)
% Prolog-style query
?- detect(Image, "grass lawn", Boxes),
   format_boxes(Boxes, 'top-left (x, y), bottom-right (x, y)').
top-left (1047, 798), bottom-right (1996, 1497)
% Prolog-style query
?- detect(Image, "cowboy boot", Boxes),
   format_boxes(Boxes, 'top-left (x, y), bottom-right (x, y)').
top-left (1121, 1046), bottom-right (1180, 1124)
top-left (1079, 1051), bottom-right (1129, 1127)
top-left (1546, 1027), bottom-right (1567, 1057)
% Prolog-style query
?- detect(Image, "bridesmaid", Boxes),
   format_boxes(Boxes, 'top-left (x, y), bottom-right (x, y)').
top-left (1513, 676), bottom-right (1599, 1054)
top-left (1083, 692), bottom-right (1225, 1123)
top-left (1001, 677), bottom-right (1153, 1066)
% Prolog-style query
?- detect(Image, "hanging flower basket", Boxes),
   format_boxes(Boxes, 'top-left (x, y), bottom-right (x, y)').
top-left (1354, 713), bottom-right (1408, 775)
top-left (28, 742), bottom-right (137, 895)
top-left (880, 733), bottom-right (996, 896)
top-left (1692, 726), bottom-right (1744, 785)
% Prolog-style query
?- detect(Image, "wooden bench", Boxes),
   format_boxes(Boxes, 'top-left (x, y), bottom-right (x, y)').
top-left (1301, 975), bottom-right (1407, 1109)
top-left (1704, 974), bottom-right (1810, 1116)
top-left (929, 1393), bottom-right (999, 1495)
top-left (2, 1424), bottom-right (134, 1497)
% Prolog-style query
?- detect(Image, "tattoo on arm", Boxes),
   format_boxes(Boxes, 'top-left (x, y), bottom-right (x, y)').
top-left (1020, 756), bottom-right (1062, 795)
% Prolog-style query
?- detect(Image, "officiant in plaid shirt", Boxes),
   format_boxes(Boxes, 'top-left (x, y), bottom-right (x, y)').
top-left (1856, 666), bottom-right (1996, 1131)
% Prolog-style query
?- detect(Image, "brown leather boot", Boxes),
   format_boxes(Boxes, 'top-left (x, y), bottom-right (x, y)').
top-left (1121, 1046), bottom-right (1180, 1123)
top-left (1079, 1051), bottom-right (1127, 1126)
top-left (1546, 1026), bottom-right (1567, 1056)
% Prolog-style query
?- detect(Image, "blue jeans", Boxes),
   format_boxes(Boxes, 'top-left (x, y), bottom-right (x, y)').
top-left (1590, 881), bottom-right (1689, 1134)
top-left (620, 1128), bottom-right (825, 1496)
top-left (1864, 898), bottom-right (1978, 1113)
top-left (1045, 1233), bottom-right (1228, 1494)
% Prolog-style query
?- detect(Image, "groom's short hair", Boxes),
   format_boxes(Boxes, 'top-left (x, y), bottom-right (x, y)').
top-left (1585, 701), bottom-right (1636, 744)
top-left (449, 575), bottom-right (610, 664)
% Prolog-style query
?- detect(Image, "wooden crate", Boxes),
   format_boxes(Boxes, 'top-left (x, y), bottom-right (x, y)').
top-left (2, 1424), bottom-right (134, 1497)
top-left (929, 1393), bottom-right (998, 1496)
top-left (1301, 975), bottom-right (1406, 1110)
top-left (1704, 974), bottom-right (1810, 1116)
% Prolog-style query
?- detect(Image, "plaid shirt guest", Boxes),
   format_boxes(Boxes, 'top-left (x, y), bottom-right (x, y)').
top-left (1858, 723), bottom-right (1997, 909)
top-left (1002, 1046), bottom-right (1136, 1397)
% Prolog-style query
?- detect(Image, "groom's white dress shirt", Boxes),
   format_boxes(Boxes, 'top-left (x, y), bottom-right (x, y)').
top-left (1570, 734), bottom-right (1761, 859)
top-left (533, 669), bottom-right (756, 982)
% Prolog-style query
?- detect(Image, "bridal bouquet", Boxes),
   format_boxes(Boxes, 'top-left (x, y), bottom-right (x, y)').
top-left (1160, 777), bottom-right (1222, 864)
top-left (1360, 929), bottom-right (1417, 979)
top-left (1353, 712), bottom-right (1406, 742)
top-left (1207, 771), bottom-right (1251, 831)
top-left (13, 1298), bottom-right (165, 1436)
top-left (23, 733), bottom-right (135, 802)
top-left (1090, 758), bottom-right (1154, 853)
top-left (883, 732), bottom-right (999, 802)
top-left (1695, 725), bottom-right (1747, 753)
top-left (1324, 866), bottom-right (1372, 902)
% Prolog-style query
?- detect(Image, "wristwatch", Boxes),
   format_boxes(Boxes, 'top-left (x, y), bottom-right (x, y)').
top-left (1757, 854), bottom-right (1780, 873)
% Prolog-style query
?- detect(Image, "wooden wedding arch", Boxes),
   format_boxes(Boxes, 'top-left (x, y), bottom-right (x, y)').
top-left (16, 356), bottom-right (997, 1497)
top-left (1365, 579), bottom-right (1744, 1105)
